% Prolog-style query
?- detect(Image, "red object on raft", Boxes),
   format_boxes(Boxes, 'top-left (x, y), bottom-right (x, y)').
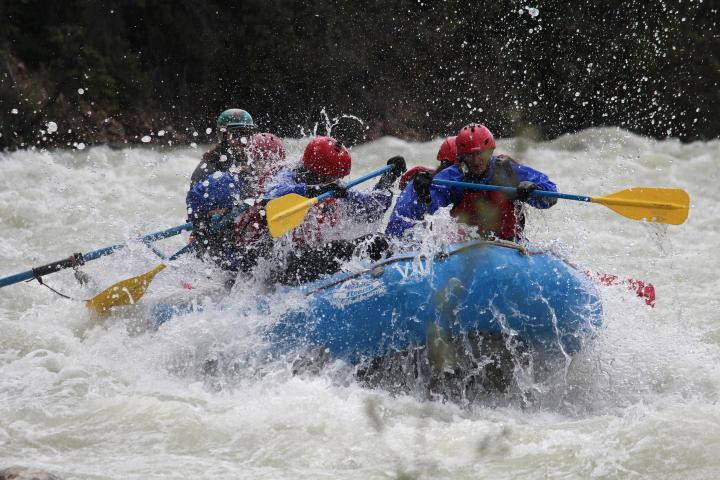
top-left (596, 273), bottom-right (656, 307)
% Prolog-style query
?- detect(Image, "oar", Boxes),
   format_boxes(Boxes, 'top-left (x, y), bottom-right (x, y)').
top-left (432, 180), bottom-right (690, 225)
top-left (0, 222), bottom-right (193, 289)
top-left (86, 205), bottom-right (248, 313)
top-left (265, 165), bottom-right (393, 237)
top-left (85, 263), bottom-right (168, 313)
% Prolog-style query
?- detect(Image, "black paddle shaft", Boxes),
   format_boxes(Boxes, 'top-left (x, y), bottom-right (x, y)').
top-left (31, 253), bottom-right (85, 279)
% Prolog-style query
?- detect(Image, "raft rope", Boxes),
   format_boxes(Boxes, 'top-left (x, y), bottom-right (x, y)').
top-left (27, 252), bottom-right (91, 301)
top-left (32, 273), bottom-right (89, 302)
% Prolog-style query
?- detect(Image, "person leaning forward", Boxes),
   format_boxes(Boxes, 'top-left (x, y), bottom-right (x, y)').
top-left (386, 123), bottom-right (557, 241)
top-left (264, 136), bottom-right (406, 285)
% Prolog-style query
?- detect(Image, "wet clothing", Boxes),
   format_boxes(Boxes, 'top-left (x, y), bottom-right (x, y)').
top-left (265, 167), bottom-right (392, 214)
top-left (186, 171), bottom-right (243, 216)
top-left (186, 169), bottom-right (275, 273)
top-left (189, 203), bottom-right (273, 274)
top-left (265, 166), bottom-right (396, 283)
top-left (271, 234), bottom-right (390, 285)
top-left (190, 142), bottom-right (250, 187)
top-left (187, 130), bottom-right (286, 273)
top-left (397, 160), bottom-right (454, 191)
top-left (190, 212), bottom-right (244, 272)
top-left (265, 167), bottom-right (394, 245)
top-left (185, 172), bottom-right (247, 271)
top-left (385, 155), bottom-right (557, 240)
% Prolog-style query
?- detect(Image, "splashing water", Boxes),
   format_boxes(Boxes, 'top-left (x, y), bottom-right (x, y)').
top-left (1, 128), bottom-right (719, 478)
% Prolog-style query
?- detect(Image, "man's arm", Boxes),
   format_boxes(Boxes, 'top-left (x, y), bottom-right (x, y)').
top-left (510, 162), bottom-right (558, 209)
top-left (264, 169), bottom-right (307, 199)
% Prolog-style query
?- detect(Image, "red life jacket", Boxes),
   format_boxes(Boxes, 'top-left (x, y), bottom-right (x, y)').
top-left (233, 204), bottom-right (266, 245)
top-left (291, 197), bottom-right (342, 245)
top-left (233, 165), bottom-right (281, 246)
top-left (451, 190), bottom-right (522, 241)
top-left (399, 159), bottom-right (522, 240)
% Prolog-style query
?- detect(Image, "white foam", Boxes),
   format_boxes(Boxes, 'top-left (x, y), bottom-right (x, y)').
top-left (1, 129), bottom-right (718, 477)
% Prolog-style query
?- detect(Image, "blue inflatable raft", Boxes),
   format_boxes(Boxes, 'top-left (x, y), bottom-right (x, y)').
top-left (154, 240), bottom-right (603, 364)
top-left (269, 240), bottom-right (602, 363)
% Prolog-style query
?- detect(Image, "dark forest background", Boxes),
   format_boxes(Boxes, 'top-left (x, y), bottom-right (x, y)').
top-left (0, 0), bottom-right (717, 150)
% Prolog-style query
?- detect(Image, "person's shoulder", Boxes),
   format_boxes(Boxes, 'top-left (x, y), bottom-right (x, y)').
top-left (202, 144), bottom-right (222, 162)
top-left (434, 163), bottom-right (464, 180)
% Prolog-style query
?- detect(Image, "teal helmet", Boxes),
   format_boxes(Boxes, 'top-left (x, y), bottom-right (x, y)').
top-left (216, 109), bottom-right (256, 141)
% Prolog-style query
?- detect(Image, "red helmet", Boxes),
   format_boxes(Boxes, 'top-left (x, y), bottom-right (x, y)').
top-left (455, 124), bottom-right (496, 154)
top-left (250, 133), bottom-right (286, 162)
top-left (302, 136), bottom-right (351, 179)
top-left (436, 136), bottom-right (458, 164)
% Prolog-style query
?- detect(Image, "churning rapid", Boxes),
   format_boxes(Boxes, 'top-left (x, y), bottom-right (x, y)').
top-left (1, 128), bottom-right (718, 479)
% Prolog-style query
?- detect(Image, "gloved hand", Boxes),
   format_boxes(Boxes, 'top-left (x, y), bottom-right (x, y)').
top-left (308, 181), bottom-right (348, 198)
top-left (376, 156), bottom-right (407, 190)
top-left (331, 182), bottom-right (349, 198)
top-left (413, 170), bottom-right (433, 205)
top-left (386, 156), bottom-right (407, 176)
top-left (515, 181), bottom-right (538, 202)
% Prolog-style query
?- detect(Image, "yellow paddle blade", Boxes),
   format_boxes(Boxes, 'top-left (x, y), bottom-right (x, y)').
top-left (592, 188), bottom-right (690, 225)
top-left (265, 193), bottom-right (319, 237)
top-left (86, 264), bottom-right (167, 313)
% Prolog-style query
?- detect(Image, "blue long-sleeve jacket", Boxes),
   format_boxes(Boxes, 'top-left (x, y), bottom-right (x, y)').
top-left (265, 168), bottom-right (394, 223)
top-left (385, 156), bottom-right (557, 237)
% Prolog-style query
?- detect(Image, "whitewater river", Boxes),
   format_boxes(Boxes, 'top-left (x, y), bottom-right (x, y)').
top-left (1, 128), bottom-right (718, 479)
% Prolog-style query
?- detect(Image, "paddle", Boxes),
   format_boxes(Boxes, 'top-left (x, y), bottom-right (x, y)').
top-left (431, 180), bottom-right (690, 225)
top-left (265, 165), bottom-right (393, 237)
top-left (86, 205), bottom-right (248, 313)
top-left (0, 222), bottom-right (193, 289)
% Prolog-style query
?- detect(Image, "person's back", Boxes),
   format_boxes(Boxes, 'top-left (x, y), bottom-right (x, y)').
top-left (185, 172), bottom-right (246, 272)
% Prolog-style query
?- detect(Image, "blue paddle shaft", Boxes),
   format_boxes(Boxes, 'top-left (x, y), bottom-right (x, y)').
top-left (431, 179), bottom-right (591, 202)
top-left (0, 270), bottom-right (36, 288)
top-left (0, 198), bottom-right (255, 289)
top-left (0, 222), bottom-right (193, 288)
top-left (316, 165), bottom-right (393, 202)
